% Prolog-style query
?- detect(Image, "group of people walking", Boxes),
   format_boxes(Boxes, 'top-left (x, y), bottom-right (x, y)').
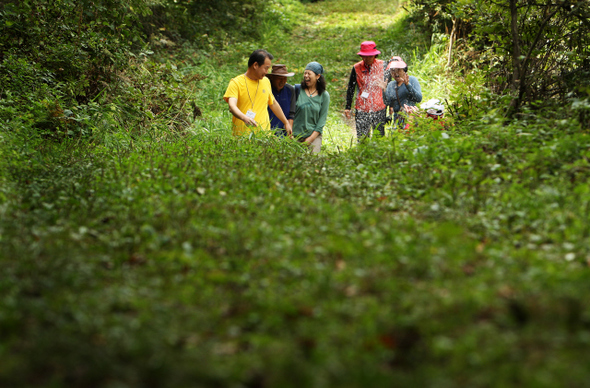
top-left (223, 41), bottom-right (422, 154)
top-left (345, 41), bottom-right (422, 138)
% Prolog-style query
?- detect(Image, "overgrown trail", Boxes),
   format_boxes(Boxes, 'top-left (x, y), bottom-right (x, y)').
top-left (3, 1), bottom-right (590, 387)
top-left (261, 0), bottom-right (429, 149)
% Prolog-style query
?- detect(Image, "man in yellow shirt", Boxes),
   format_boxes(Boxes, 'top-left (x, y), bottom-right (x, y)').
top-left (224, 49), bottom-right (293, 136)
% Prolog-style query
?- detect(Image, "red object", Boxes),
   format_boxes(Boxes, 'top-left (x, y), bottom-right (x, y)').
top-left (353, 59), bottom-right (386, 112)
top-left (357, 41), bottom-right (381, 56)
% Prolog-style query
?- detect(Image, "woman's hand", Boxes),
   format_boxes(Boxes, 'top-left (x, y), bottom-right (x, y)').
top-left (400, 71), bottom-right (410, 85)
top-left (304, 131), bottom-right (320, 145)
top-left (404, 104), bottom-right (419, 115)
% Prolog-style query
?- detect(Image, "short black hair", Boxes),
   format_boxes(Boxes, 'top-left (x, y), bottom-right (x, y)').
top-left (248, 49), bottom-right (274, 68)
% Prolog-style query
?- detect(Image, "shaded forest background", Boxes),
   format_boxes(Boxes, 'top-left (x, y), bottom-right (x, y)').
top-left (1, 0), bottom-right (589, 137)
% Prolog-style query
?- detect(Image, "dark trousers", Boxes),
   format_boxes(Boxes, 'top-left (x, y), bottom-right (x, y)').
top-left (355, 109), bottom-right (387, 138)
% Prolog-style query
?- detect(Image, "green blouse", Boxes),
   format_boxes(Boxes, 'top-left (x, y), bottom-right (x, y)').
top-left (292, 89), bottom-right (330, 139)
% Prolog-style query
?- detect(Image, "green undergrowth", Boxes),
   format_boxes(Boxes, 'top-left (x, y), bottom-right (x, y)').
top-left (2, 0), bottom-right (590, 386)
top-left (2, 110), bottom-right (590, 386)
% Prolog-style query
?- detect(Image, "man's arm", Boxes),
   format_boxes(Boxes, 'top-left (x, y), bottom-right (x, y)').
top-left (344, 67), bottom-right (357, 119)
top-left (269, 101), bottom-right (293, 136)
top-left (227, 97), bottom-right (257, 126)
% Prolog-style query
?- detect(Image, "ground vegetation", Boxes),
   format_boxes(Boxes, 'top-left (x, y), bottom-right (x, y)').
top-left (1, 0), bottom-right (590, 386)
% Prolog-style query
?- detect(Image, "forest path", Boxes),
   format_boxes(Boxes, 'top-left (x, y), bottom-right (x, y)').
top-left (262, 0), bottom-right (410, 147)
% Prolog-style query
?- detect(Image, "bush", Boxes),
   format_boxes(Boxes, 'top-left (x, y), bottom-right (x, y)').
top-left (141, 0), bottom-right (271, 48)
top-left (0, 0), bottom-right (152, 103)
top-left (408, 0), bottom-right (590, 116)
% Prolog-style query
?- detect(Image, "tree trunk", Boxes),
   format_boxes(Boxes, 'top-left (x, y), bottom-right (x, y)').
top-left (507, 0), bottom-right (522, 117)
top-left (447, 17), bottom-right (457, 67)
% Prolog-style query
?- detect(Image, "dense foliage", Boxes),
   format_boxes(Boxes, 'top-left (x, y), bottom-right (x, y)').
top-left (143, 0), bottom-right (270, 44)
top-left (0, 0), bottom-right (152, 102)
top-left (409, 0), bottom-right (590, 117)
top-left (0, 0), bottom-right (275, 138)
top-left (2, 0), bottom-right (590, 386)
top-left (2, 118), bottom-right (590, 387)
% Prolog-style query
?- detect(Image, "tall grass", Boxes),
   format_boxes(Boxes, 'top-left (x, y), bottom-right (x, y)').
top-left (3, 1), bottom-right (590, 387)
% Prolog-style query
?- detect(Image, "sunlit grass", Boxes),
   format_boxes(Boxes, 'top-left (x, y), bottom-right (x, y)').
top-left (309, 0), bottom-right (403, 15)
top-left (260, 0), bottom-right (451, 151)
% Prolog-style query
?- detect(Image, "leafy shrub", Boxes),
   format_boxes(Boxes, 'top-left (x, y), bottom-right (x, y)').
top-left (141, 0), bottom-right (274, 48)
top-left (408, 0), bottom-right (590, 116)
top-left (0, 0), bottom-right (152, 103)
top-left (2, 1), bottom-right (590, 386)
top-left (2, 113), bottom-right (590, 386)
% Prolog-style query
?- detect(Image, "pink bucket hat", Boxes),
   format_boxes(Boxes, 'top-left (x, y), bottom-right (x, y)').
top-left (357, 41), bottom-right (381, 56)
top-left (387, 56), bottom-right (407, 70)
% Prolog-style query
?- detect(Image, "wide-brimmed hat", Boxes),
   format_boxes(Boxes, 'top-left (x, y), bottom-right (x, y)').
top-left (268, 64), bottom-right (295, 77)
top-left (387, 56), bottom-right (407, 70)
top-left (357, 41), bottom-right (381, 56)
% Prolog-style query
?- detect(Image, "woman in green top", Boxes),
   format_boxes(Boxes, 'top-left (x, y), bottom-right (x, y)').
top-left (293, 61), bottom-right (330, 155)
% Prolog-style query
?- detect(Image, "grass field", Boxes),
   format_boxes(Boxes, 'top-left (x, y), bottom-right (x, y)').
top-left (2, 0), bottom-right (590, 387)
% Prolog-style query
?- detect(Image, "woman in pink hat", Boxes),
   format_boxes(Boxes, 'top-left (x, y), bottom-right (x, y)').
top-left (344, 41), bottom-right (389, 139)
top-left (383, 57), bottom-right (422, 129)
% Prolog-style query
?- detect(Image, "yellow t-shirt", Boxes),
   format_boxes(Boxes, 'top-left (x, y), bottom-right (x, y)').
top-left (223, 74), bottom-right (275, 136)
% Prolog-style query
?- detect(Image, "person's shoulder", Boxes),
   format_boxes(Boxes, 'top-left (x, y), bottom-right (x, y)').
top-left (229, 74), bottom-right (246, 84)
top-left (285, 83), bottom-right (295, 92)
